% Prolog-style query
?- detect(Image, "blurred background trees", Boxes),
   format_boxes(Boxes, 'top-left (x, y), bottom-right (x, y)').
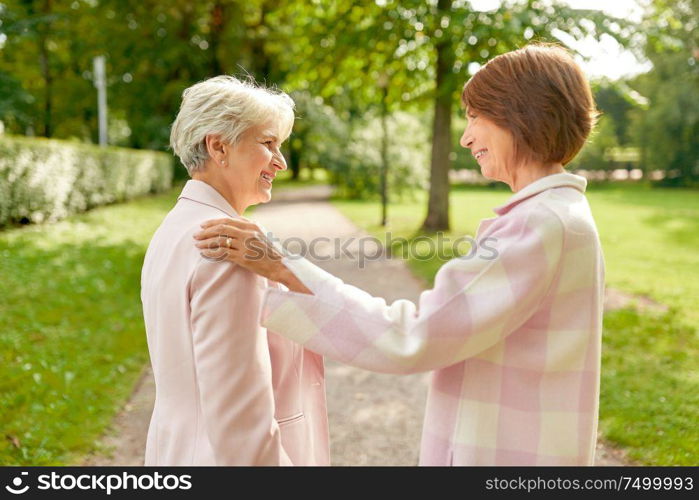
top-left (1, 0), bottom-right (697, 225)
top-left (630, 0), bottom-right (698, 184)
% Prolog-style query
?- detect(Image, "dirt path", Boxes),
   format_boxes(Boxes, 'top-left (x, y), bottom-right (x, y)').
top-left (85, 186), bottom-right (637, 466)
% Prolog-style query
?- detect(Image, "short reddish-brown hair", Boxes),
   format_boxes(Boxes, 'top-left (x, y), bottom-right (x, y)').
top-left (462, 43), bottom-right (599, 166)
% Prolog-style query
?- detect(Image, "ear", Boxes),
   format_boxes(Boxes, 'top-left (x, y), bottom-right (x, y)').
top-left (205, 134), bottom-right (228, 166)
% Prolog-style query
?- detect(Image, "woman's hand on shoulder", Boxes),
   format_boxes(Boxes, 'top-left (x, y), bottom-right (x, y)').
top-left (193, 217), bottom-right (284, 282)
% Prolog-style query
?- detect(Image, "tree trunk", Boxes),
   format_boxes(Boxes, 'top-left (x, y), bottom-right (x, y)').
top-left (209, 1), bottom-right (225, 75)
top-left (288, 140), bottom-right (301, 180)
top-left (249, 2), bottom-right (271, 81)
top-left (639, 114), bottom-right (647, 179)
top-left (422, 0), bottom-right (454, 232)
top-left (380, 84), bottom-right (389, 227)
top-left (39, 0), bottom-right (53, 137)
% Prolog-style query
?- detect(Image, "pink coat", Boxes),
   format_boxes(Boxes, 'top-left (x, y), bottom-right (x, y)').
top-left (261, 173), bottom-right (605, 465)
top-left (141, 180), bottom-right (329, 465)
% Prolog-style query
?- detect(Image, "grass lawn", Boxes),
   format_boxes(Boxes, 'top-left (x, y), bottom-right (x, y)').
top-left (0, 183), bottom-right (187, 465)
top-left (333, 183), bottom-right (699, 465)
top-left (1, 177), bottom-right (695, 465)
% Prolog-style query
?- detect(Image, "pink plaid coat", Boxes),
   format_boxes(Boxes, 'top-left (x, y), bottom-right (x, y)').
top-left (261, 173), bottom-right (605, 465)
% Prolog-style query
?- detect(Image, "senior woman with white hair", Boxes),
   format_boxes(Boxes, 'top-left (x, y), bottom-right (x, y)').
top-left (140, 75), bottom-right (329, 466)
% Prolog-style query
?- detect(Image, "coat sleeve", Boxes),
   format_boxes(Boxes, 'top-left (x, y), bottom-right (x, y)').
top-left (260, 206), bottom-right (564, 375)
top-left (189, 258), bottom-right (292, 465)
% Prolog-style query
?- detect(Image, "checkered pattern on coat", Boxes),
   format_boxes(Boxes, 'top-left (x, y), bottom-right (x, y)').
top-left (262, 173), bottom-right (605, 465)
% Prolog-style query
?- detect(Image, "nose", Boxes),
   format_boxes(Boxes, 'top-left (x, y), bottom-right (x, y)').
top-left (272, 148), bottom-right (287, 171)
top-left (460, 126), bottom-right (473, 149)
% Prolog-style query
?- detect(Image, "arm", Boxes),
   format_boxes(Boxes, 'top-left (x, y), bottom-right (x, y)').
top-left (189, 257), bottom-right (292, 465)
top-left (261, 206), bottom-right (564, 375)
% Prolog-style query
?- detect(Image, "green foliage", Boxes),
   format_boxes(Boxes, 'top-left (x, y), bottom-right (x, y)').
top-left (2, 0), bottom-right (695, 188)
top-left (1, 1), bottom-right (640, 166)
top-left (287, 91), bottom-right (348, 178)
top-left (0, 0), bottom-right (297, 145)
top-left (274, 0), bottom-right (638, 229)
top-left (0, 0), bottom-right (96, 139)
top-left (571, 115), bottom-right (619, 171)
top-left (627, 0), bottom-right (699, 183)
top-left (329, 111), bottom-right (430, 199)
top-left (280, 0), bottom-right (631, 108)
top-left (0, 135), bottom-right (173, 227)
top-left (593, 82), bottom-right (639, 145)
top-left (0, 70), bottom-right (34, 131)
top-left (451, 114), bottom-right (478, 171)
top-left (631, 56), bottom-right (699, 182)
top-left (0, 184), bottom-right (184, 465)
top-left (333, 183), bottom-right (699, 464)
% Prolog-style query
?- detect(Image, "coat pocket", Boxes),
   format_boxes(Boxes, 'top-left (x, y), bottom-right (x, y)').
top-left (277, 412), bottom-right (305, 427)
top-left (277, 412), bottom-right (310, 465)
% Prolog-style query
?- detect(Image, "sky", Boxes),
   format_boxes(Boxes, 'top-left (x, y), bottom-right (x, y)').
top-left (470, 0), bottom-right (653, 80)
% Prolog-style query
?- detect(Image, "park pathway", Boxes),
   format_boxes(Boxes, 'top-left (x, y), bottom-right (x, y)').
top-left (85, 185), bottom-right (630, 466)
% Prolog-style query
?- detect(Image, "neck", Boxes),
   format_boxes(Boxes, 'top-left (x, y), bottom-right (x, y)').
top-left (510, 162), bottom-right (565, 192)
top-left (192, 167), bottom-right (247, 214)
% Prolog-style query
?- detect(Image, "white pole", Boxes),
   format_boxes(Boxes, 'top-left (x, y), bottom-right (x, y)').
top-left (93, 56), bottom-right (108, 146)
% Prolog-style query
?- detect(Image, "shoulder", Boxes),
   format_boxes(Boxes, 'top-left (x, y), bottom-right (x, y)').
top-left (490, 196), bottom-right (565, 249)
top-left (158, 199), bottom-right (236, 250)
top-left (149, 200), bottom-right (241, 278)
top-left (541, 187), bottom-right (599, 239)
top-left (506, 187), bottom-right (597, 236)
top-left (508, 187), bottom-right (602, 266)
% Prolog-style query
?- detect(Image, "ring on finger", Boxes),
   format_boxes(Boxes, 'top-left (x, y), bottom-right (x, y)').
top-left (226, 237), bottom-right (233, 248)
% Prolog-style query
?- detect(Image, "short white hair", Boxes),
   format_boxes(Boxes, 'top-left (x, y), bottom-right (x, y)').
top-left (169, 75), bottom-right (295, 175)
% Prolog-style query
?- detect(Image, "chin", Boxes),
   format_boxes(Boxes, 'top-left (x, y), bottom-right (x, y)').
top-left (258, 190), bottom-right (273, 204)
top-left (479, 163), bottom-right (495, 180)
top-left (480, 163), bottom-right (504, 184)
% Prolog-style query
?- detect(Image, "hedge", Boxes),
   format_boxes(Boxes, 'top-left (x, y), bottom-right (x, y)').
top-left (0, 135), bottom-right (173, 227)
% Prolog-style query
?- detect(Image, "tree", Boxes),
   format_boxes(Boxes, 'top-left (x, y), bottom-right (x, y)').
top-left (417, 0), bottom-right (634, 229)
top-left (1, 0), bottom-right (77, 137)
top-left (1, 0), bottom-right (641, 196)
top-left (594, 81), bottom-right (638, 146)
top-left (273, 0), bottom-right (635, 230)
top-left (628, 0), bottom-right (698, 183)
top-left (423, 0), bottom-right (455, 231)
top-left (572, 114), bottom-right (619, 171)
top-left (0, 0), bottom-right (297, 148)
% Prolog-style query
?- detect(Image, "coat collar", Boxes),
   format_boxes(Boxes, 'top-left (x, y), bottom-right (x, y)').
top-left (177, 180), bottom-right (238, 218)
top-left (493, 172), bottom-right (587, 216)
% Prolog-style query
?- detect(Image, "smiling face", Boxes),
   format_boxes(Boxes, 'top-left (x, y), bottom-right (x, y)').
top-left (460, 109), bottom-right (517, 186)
top-left (223, 120), bottom-right (287, 208)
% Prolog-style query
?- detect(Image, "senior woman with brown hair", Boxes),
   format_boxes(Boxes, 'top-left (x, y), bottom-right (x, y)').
top-left (194, 43), bottom-right (605, 466)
